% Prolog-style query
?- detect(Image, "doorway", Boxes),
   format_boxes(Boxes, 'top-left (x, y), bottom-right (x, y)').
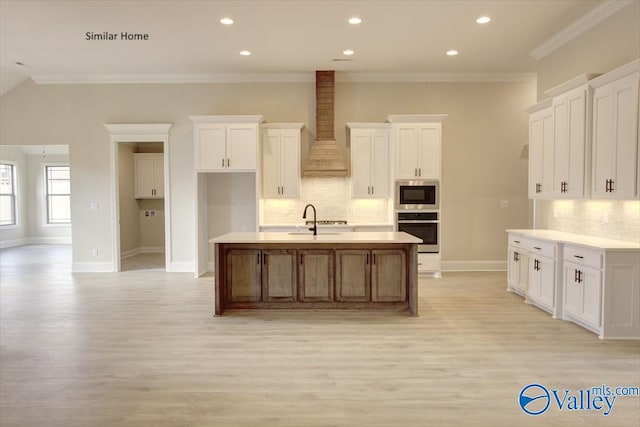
top-left (106, 124), bottom-right (172, 272)
top-left (118, 142), bottom-right (165, 271)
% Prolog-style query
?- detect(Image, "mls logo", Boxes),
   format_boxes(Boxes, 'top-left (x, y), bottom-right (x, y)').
top-left (519, 384), bottom-right (551, 415)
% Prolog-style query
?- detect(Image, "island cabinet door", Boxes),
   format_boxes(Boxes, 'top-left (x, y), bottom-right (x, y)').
top-left (335, 250), bottom-right (371, 302)
top-left (226, 249), bottom-right (262, 302)
top-left (298, 250), bottom-right (334, 302)
top-left (371, 250), bottom-right (407, 302)
top-left (262, 250), bottom-right (297, 302)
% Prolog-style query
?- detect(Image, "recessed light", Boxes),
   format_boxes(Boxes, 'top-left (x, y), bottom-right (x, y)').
top-left (446, 50), bottom-right (459, 56)
top-left (343, 49), bottom-right (354, 56)
top-left (348, 17), bottom-right (362, 24)
top-left (239, 50), bottom-right (251, 56)
top-left (476, 16), bottom-right (491, 24)
top-left (220, 17), bottom-right (234, 25)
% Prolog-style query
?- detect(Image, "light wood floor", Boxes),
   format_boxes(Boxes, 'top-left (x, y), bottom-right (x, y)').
top-left (1, 245), bottom-right (639, 426)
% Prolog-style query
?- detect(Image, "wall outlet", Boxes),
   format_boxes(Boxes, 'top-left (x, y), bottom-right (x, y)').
top-left (500, 200), bottom-right (509, 208)
top-left (91, 248), bottom-right (98, 257)
top-left (90, 202), bottom-right (99, 210)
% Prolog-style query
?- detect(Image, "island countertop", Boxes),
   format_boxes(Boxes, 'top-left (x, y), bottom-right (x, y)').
top-left (210, 231), bottom-right (422, 244)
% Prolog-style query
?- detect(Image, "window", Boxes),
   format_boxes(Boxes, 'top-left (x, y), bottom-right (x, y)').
top-left (45, 165), bottom-right (71, 224)
top-left (0, 163), bottom-right (17, 226)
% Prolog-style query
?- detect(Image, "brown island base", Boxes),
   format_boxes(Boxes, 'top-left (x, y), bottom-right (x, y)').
top-left (210, 232), bottom-right (422, 316)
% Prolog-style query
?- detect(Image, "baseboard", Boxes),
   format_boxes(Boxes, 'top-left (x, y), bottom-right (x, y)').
top-left (0, 238), bottom-right (28, 249)
top-left (121, 247), bottom-right (142, 259)
top-left (441, 260), bottom-right (507, 272)
top-left (140, 246), bottom-right (164, 254)
top-left (1, 237), bottom-right (72, 249)
top-left (167, 261), bottom-right (195, 273)
top-left (72, 262), bottom-right (115, 273)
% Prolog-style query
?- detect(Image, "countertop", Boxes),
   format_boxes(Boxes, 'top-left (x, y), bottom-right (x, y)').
top-left (507, 229), bottom-right (640, 251)
top-left (259, 223), bottom-right (394, 229)
top-left (210, 231), bottom-right (422, 244)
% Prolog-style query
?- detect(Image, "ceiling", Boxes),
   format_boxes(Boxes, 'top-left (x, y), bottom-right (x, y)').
top-left (0, 0), bottom-right (625, 95)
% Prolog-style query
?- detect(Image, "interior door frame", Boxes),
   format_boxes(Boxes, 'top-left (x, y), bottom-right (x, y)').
top-left (106, 123), bottom-right (172, 272)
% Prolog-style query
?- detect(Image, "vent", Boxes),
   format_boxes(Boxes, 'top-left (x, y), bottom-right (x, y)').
top-left (303, 71), bottom-right (349, 177)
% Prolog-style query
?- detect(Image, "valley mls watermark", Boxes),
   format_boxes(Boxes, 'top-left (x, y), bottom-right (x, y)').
top-left (518, 383), bottom-right (639, 416)
top-left (85, 32), bottom-right (149, 41)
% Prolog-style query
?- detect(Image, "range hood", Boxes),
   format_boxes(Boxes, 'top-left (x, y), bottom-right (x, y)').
top-left (303, 71), bottom-right (349, 177)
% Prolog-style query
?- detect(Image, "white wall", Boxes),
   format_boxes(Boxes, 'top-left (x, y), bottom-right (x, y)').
top-left (0, 146), bottom-right (71, 247)
top-left (1, 79), bottom-right (534, 270)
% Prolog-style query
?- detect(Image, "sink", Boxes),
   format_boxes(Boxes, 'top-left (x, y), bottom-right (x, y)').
top-left (287, 232), bottom-right (341, 235)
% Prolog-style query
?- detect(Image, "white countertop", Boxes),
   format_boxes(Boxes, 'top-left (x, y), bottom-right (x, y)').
top-left (210, 231), bottom-right (422, 244)
top-left (507, 229), bottom-right (640, 251)
top-left (259, 223), bottom-right (394, 228)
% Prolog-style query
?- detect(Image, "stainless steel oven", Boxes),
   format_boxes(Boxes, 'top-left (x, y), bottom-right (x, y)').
top-left (396, 212), bottom-right (439, 253)
top-left (396, 180), bottom-right (439, 210)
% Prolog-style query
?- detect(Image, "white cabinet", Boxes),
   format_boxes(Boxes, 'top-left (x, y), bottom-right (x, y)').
top-left (546, 78), bottom-right (591, 198)
top-left (191, 116), bottom-right (263, 172)
top-left (507, 236), bottom-right (529, 297)
top-left (261, 124), bottom-right (303, 199)
top-left (387, 115), bottom-right (447, 180)
top-left (590, 61), bottom-right (639, 199)
top-left (563, 244), bottom-right (640, 340)
top-left (347, 124), bottom-right (390, 198)
top-left (134, 154), bottom-right (164, 199)
top-left (528, 253), bottom-right (557, 314)
top-left (508, 230), bottom-right (640, 339)
top-left (506, 232), bottom-right (561, 317)
top-left (563, 259), bottom-right (602, 332)
top-left (525, 100), bottom-right (554, 198)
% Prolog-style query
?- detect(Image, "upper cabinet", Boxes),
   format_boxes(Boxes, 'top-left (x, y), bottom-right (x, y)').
top-left (261, 123), bottom-right (303, 199)
top-left (590, 60), bottom-right (639, 199)
top-left (526, 99), bottom-right (554, 199)
top-left (526, 59), bottom-right (640, 201)
top-left (387, 115), bottom-right (447, 180)
top-left (546, 76), bottom-right (594, 199)
top-left (134, 153), bottom-right (164, 199)
top-left (347, 123), bottom-right (390, 199)
top-left (190, 115), bottom-right (263, 172)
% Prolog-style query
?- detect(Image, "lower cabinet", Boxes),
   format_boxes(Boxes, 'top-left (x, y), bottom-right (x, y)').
top-left (527, 255), bottom-right (556, 315)
top-left (371, 250), bottom-right (407, 302)
top-left (335, 250), bottom-right (371, 302)
top-left (226, 249), bottom-right (262, 302)
top-left (563, 260), bottom-right (602, 331)
top-left (507, 239), bottom-right (529, 296)
top-left (298, 250), bottom-right (334, 302)
top-left (227, 249), bottom-right (297, 302)
top-left (262, 250), bottom-right (297, 302)
top-left (507, 232), bottom-right (640, 339)
top-left (335, 249), bottom-right (407, 302)
top-left (225, 247), bottom-right (410, 307)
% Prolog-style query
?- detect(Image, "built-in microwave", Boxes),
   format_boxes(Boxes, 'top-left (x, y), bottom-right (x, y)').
top-left (395, 180), bottom-right (439, 210)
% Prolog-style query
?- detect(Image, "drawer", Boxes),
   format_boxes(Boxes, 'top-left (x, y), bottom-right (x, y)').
top-left (563, 245), bottom-right (603, 269)
top-left (526, 239), bottom-right (556, 259)
top-left (508, 234), bottom-right (529, 249)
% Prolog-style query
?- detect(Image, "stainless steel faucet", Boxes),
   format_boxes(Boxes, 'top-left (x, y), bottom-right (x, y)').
top-left (302, 204), bottom-right (317, 236)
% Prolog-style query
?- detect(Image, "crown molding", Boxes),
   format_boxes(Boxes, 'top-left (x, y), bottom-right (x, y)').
top-left (530, 0), bottom-right (633, 61)
top-left (30, 71), bottom-right (536, 85)
top-left (523, 98), bottom-right (553, 114)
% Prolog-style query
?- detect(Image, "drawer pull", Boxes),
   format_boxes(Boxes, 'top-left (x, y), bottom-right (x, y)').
top-left (533, 246), bottom-right (542, 250)
top-left (513, 240), bottom-right (520, 244)
top-left (573, 255), bottom-right (584, 259)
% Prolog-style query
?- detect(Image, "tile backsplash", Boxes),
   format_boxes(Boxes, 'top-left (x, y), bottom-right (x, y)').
top-left (537, 199), bottom-right (640, 243)
top-left (262, 177), bottom-right (390, 224)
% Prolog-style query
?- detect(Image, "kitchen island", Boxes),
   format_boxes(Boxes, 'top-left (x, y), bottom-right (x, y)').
top-left (210, 232), bottom-right (422, 316)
